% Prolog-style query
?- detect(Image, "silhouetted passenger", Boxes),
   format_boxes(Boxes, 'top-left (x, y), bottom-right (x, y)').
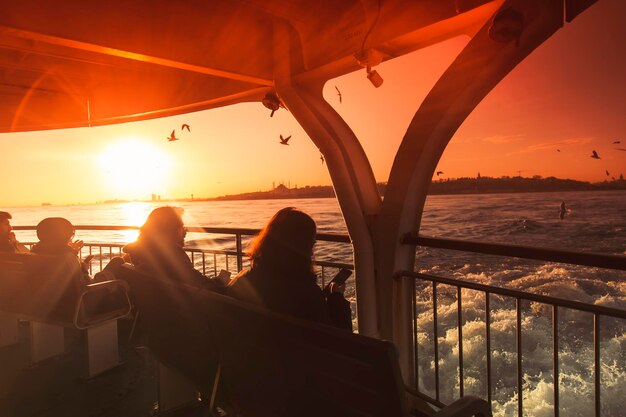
top-left (123, 206), bottom-right (216, 289)
top-left (30, 217), bottom-right (92, 282)
top-left (31, 217), bottom-right (83, 255)
top-left (0, 211), bottom-right (29, 253)
top-left (559, 201), bottom-right (567, 220)
top-left (227, 207), bottom-right (352, 331)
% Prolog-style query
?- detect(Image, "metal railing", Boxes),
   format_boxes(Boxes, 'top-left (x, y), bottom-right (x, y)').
top-left (14, 225), bottom-right (625, 415)
top-left (402, 234), bottom-right (626, 417)
top-left (14, 225), bottom-right (353, 284)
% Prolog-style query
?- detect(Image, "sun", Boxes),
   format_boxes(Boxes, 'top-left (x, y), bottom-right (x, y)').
top-left (98, 138), bottom-right (172, 198)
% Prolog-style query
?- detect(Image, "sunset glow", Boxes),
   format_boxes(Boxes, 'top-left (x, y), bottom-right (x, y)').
top-left (98, 138), bottom-right (172, 199)
top-left (0, 1), bottom-right (624, 207)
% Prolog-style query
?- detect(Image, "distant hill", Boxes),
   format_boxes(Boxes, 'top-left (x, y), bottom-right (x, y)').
top-left (210, 184), bottom-right (335, 201)
top-left (427, 176), bottom-right (626, 195)
top-left (200, 176), bottom-right (626, 202)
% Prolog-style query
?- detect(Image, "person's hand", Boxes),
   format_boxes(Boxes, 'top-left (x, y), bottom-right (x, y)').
top-left (328, 282), bottom-right (346, 296)
top-left (7, 231), bottom-right (17, 244)
top-left (69, 240), bottom-right (84, 252)
top-left (81, 254), bottom-right (95, 273)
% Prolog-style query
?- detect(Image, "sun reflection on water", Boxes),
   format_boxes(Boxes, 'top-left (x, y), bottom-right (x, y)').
top-left (120, 202), bottom-right (153, 242)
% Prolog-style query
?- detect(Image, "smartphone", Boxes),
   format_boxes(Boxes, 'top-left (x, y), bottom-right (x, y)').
top-left (324, 268), bottom-right (352, 293)
top-left (216, 269), bottom-right (232, 286)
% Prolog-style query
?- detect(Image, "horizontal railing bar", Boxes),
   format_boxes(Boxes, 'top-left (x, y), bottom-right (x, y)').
top-left (17, 226), bottom-right (623, 270)
top-left (404, 234), bottom-right (626, 271)
top-left (14, 225), bottom-right (352, 243)
top-left (14, 225), bottom-right (139, 231)
top-left (27, 242), bottom-right (351, 272)
top-left (401, 271), bottom-right (626, 319)
top-left (405, 386), bottom-right (447, 409)
top-left (314, 260), bottom-right (353, 269)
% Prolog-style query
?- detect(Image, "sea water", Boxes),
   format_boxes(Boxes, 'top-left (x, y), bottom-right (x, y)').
top-left (6, 190), bottom-right (626, 416)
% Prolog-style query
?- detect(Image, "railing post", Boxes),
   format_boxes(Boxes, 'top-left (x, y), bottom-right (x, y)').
top-left (516, 298), bottom-right (523, 417)
top-left (433, 282), bottom-right (440, 402)
top-left (553, 306), bottom-right (559, 417)
top-left (485, 292), bottom-right (492, 405)
top-left (236, 234), bottom-right (243, 272)
top-left (594, 314), bottom-right (601, 417)
top-left (457, 287), bottom-right (464, 398)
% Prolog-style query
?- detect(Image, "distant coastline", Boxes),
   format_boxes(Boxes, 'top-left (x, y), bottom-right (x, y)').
top-left (145, 176), bottom-right (626, 204)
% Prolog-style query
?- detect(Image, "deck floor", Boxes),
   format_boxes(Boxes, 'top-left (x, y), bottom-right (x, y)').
top-left (0, 321), bottom-right (212, 417)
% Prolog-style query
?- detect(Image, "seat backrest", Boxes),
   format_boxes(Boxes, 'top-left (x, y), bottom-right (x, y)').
top-left (116, 264), bottom-right (219, 395)
top-left (0, 252), bottom-right (83, 325)
top-left (76, 281), bottom-right (132, 328)
top-left (195, 289), bottom-right (408, 417)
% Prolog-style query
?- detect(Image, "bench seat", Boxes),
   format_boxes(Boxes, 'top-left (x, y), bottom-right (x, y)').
top-left (116, 264), bottom-right (491, 417)
top-left (0, 252), bottom-right (131, 328)
top-left (0, 252), bottom-right (132, 374)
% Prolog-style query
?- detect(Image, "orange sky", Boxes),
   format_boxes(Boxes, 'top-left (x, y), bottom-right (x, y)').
top-left (1, 0), bottom-right (624, 207)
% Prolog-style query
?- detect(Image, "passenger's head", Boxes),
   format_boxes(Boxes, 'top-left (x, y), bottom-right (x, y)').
top-left (36, 217), bottom-right (75, 246)
top-left (249, 207), bottom-right (316, 271)
top-left (0, 211), bottom-right (12, 238)
top-left (139, 206), bottom-right (186, 246)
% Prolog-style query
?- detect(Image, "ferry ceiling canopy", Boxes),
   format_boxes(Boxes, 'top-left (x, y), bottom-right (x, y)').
top-left (0, 0), bottom-right (596, 133)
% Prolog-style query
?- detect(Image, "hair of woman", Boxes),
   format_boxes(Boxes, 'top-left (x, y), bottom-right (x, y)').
top-left (248, 207), bottom-right (316, 273)
top-left (139, 206), bottom-right (185, 242)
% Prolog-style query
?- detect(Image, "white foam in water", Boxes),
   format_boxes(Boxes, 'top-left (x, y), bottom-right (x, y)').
top-left (413, 273), bottom-right (625, 417)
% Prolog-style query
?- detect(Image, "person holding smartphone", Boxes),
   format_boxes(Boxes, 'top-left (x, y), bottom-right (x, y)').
top-left (227, 207), bottom-right (352, 332)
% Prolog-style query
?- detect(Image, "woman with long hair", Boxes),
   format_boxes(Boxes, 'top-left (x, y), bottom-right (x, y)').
top-left (227, 207), bottom-right (351, 331)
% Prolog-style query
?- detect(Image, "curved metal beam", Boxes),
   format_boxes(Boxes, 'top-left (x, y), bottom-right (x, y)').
top-left (272, 21), bottom-right (382, 337)
top-left (0, 25), bottom-right (273, 86)
top-left (376, 0), bottom-right (565, 379)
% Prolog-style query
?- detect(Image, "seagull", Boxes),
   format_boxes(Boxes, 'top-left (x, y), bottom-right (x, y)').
top-left (612, 140), bottom-right (620, 144)
top-left (335, 86), bottom-right (342, 103)
top-left (167, 130), bottom-right (179, 142)
top-left (556, 149), bottom-right (561, 152)
top-left (320, 153), bottom-right (325, 164)
top-left (590, 150), bottom-right (600, 159)
top-left (436, 171), bottom-right (444, 176)
top-left (279, 134), bottom-right (291, 145)
top-left (606, 169), bottom-right (610, 176)
top-left (181, 124), bottom-right (191, 132)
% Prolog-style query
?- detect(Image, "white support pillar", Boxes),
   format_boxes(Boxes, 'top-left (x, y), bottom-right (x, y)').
top-left (157, 362), bottom-right (201, 414)
top-left (85, 320), bottom-right (121, 377)
top-left (376, 0), bottom-right (564, 381)
top-left (30, 322), bottom-right (65, 363)
top-left (273, 21), bottom-right (382, 337)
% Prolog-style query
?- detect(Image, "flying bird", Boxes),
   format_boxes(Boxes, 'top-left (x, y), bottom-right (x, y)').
top-left (436, 171), bottom-right (444, 176)
top-left (590, 150), bottom-right (600, 159)
top-left (615, 148), bottom-right (626, 151)
top-left (556, 149), bottom-right (561, 152)
top-left (181, 124), bottom-right (191, 132)
top-left (335, 86), bottom-right (342, 103)
top-left (167, 130), bottom-right (179, 142)
top-left (279, 134), bottom-right (291, 145)
top-left (612, 140), bottom-right (620, 144)
top-left (606, 170), bottom-right (610, 176)
top-left (320, 153), bottom-right (325, 164)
